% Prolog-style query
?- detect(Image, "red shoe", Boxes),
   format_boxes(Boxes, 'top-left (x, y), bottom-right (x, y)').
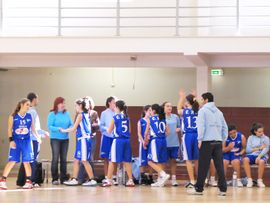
top-left (22, 180), bottom-right (33, 189)
top-left (101, 179), bottom-right (112, 187)
top-left (0, 179), bottom-right (7, 190)
top-left (126, 179), bottom-right (135, 187)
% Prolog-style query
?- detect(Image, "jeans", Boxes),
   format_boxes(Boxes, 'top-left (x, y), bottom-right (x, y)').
top-left (50, 139), bottom-right (69, 182)
top-left (31, 140), bottom-right (40, 182)
top-left (78, 136), bottom-right (96, 183)
top-left (195, 141), bottom-right (227, 192)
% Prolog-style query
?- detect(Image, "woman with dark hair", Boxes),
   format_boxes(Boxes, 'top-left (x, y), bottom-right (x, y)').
top-left (177, 90), bottom-right (199, 187)
top-left (47, 97), bottom-right (73, 185)
top-left (144, 104), bottom-right (170, 187)
top-left (243, 123), bottom-right (269, 188)
top-left (0, 99), bottom-right (41, 190)
top-left (62, 98), bottom-right (97, 186)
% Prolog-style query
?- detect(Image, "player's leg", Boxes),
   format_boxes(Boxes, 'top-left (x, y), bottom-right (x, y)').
top-left (123, 139), bottom-right (135, 187)
top-left (231, 159), bottom-right (243, 187)
top-left (102, 139), bottom-right (118, 187)
top-left (183, 134), bottom-right (196, 185)
top-left (243, 156), bottom-right (253, 187)
top-left (257, 158), bottom-right (266, 188)
top-left (223, 159), bottom-right (229, 177)
top-left (209, 160), bottom-right (218, 186)
top-left (21, 139), bottom-right (34, 189)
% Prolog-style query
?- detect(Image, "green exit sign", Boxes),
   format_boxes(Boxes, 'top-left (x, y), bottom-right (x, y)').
top-left (211, 69), bottom-right (224, 76)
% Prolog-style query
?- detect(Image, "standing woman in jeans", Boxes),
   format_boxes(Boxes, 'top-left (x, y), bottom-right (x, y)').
top-left (47, 97), bottom-right (73, 185)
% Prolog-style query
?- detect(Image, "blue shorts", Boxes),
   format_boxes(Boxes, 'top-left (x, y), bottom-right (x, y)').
top-left (182, 133), bottom-right (198, 161)
top-left (246, 154), bottom-right (268, 165)
top-left (100, 135), bottom-right (114, 159)
top-left (74, 137), bottom-right (91, 161)
top-left (167, 147), bottom-right (179, 159)
top-left (147, 138), bottom-right (168, 163)
top-left (110, 138), bottom-right (132, 163)
top-left (139, 142), bottom-right (148, 167)
top-left (223, 152), bottom-right (241, 162)
top-left (9, 138), bottom-right (34, 163)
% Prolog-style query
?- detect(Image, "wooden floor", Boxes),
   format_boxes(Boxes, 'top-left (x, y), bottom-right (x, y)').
top-left (0, 179), bottom-right (270, 203)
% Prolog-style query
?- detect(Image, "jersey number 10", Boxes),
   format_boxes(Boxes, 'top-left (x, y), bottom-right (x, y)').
top-left (154, 121), bottom-right (166, 134)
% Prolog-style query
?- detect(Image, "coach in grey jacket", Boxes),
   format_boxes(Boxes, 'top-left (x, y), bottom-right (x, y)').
top-left (188, 92), bottom-right (228, 196)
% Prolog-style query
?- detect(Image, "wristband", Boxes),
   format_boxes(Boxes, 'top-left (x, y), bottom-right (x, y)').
top-left (9, 137), bottom-right (14, 142)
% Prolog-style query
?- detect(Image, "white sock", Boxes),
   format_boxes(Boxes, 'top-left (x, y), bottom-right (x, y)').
top-left (160, 171), bottom-right (166, 178)
top-left (258, 179), bottom-right (263, 182)
top-left (172, 175), bottom-right (176, 180)
top-left (113, 175), bottom-right (117, 179)
top-left (191, 180), bottom-right (196, 184)
top-left (210, 176), bottom-right (215, 181)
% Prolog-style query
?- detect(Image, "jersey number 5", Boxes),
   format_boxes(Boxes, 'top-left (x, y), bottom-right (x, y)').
top-left (122, 120), bottom-right (128, 133)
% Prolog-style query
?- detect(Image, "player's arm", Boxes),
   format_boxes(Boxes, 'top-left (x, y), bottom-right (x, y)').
top-left (31, 120), bottom-right (42, 144)
top-left (238, 134), bottom-right (247, 155)
top-left (107, 119), bottom-right (115, 134)
top-left (61, 114), bottom-right (82, 133)
top-left (137, 121), bottom-right (144, 143)
top-left (143, 119), bottom-right (150, 143)
top-left (8, 115), bottom-right (16, 148)
top-left (177, 90), bottom-right (186, 116)
top-left (165, 124), bottom-right (170, 136)
top-left (129, 122), bottom-right (131, 134)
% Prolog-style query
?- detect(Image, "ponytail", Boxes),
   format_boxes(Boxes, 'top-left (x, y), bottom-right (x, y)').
top-left (186, 94), bottom-right (199, 114)
top-left (151, 104), bottom-right (165, 120)
top-left (12, 98), bottom-right (30, 117)
top-left (76, 97), bottom-right (91, 113)
top-left (116, 100), bottom-right (128, 118)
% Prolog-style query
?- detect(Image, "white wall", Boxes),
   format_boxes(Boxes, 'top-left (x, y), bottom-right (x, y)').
top-left (0, 67), bottom-right (196, 167)
top-left (211, 68), bottom-right (270, 107)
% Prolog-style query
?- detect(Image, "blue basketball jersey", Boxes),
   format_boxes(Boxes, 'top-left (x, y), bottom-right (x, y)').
top-left (225, 132), bottom-right (242, 153)
top-left (182, 108), bottom-right (198, 134)
top-left (113, 113), bottom-right (130, 138)
top-left (13, 113), bottom-right (32, 140)
top-left (149, 115), bottom-right (166, 139)
top-left (76, 112), bottom-right (91, 139)
top-left (139, 118), bottom-right (147, 139)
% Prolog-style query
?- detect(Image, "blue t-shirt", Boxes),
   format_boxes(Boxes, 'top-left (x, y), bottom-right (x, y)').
top-left (113, 113), bottom-right (130, 138)
top-left (149, 115), bottom-right (166, 139)
top-left (166, 114), bottom-right (180, 147)
top-left (138, 118), bottom-right (147, 139)
top-left (182, 108), bottom-right (198, 134)
top-left (47, 111), bottom-right (73, 140)
top-left (76, 112), bottom-right (91, 139)
top-left (100, 108), bottom-right (115, 138)
top-left (13, 113), bottom-right (32, 140)
top-left (224, 132), bottom-right (242, 154)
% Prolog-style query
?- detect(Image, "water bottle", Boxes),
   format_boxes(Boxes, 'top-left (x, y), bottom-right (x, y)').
top-left (232, 171), bottom-right (237, 187)
top-left (117, 165), bottom-right (123, 185)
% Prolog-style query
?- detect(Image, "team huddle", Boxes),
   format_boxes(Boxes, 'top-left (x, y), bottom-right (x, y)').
top-left (0, 91), bottom-right (269, 193)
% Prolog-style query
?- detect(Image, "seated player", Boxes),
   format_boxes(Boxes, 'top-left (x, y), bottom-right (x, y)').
top-left (223, 124), bottom-right (246, 187)
top-left (243, 123), bottom-right (269, 188)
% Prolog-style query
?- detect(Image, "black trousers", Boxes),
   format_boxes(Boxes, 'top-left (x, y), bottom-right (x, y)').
top-left (195, 141), bottom-right (227, 192)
